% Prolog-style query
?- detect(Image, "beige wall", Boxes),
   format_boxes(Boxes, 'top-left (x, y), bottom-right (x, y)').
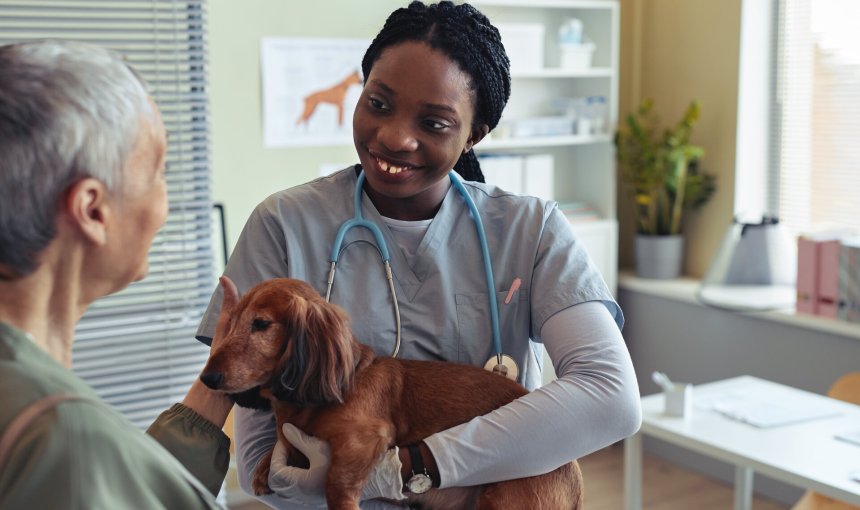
top-left (208, 0), bottom-right (403, 249)
top-left (618, 0), bottom-right (742, 276)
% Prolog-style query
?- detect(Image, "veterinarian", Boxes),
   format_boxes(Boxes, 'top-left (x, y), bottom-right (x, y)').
top-left (0, 40), bottom-right (237, 508)
top-left (196, 2), bottom-right (642, 508)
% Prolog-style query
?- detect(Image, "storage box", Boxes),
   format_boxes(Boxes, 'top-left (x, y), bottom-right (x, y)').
top-left (495, 23), bottom-right (544, 73)
top-left (560, 42), bottom-right (595, 70)
top-left (477, 153), bottom-right (555, 201)
top-left (522, 154), bottom-right (554, 201)
top-left (478, 154), bottom-right (523, 194)
top-left (511, 116), bottom-right (573, 138)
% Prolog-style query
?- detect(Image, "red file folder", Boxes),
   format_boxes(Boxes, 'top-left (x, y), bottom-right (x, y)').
top-left (796, 236), bottom-right (840, 317)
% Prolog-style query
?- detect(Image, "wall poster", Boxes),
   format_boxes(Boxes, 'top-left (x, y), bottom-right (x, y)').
top-left (261, 37), bottom-right (369, 147)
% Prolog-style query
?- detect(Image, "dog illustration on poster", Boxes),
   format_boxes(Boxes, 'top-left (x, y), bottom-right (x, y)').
top-left (296, 69), bottom-right (362, 127)
top-left (262, 38), bottom-right (369, 147)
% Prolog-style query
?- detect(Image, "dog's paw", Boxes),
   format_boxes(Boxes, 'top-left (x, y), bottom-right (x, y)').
top-left (252, 477), bottom-right (274, 496)
top-left (252, 462), bottom-right (274, 496)
top-left (252, 485), bottom-right (274, 496)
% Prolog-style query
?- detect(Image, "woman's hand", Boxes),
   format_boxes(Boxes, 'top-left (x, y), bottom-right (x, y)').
top-left (268, 424), bottom-right (329, 506)
top-left (268, 424), bottom-right (405, 505)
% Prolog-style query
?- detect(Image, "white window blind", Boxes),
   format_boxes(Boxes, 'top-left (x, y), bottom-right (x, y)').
top-left (769, 0), bottom-right (860, 235)
top-left (0, 1), bottom-right (215, 429)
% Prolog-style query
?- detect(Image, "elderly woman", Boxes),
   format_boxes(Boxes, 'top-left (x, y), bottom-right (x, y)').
top-left (0, 40), bottom-right (235, 508)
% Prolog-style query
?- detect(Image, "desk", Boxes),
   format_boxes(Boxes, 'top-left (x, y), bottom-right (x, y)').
top-left (624, 376), bottom-right (860, 509)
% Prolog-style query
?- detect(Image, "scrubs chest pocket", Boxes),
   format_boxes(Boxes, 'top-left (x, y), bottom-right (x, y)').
top-left (455, 289), bottom-right (529, 365)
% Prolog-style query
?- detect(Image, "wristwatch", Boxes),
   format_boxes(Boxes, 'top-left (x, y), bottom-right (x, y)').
top-left (405, 444), bottom-right (433, 494)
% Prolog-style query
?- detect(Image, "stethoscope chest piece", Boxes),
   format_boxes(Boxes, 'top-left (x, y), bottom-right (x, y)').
top-left (484, 354), bottom-right (519, 381)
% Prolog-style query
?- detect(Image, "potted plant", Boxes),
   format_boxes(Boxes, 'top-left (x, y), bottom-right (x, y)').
top-left (615, 99), bottom-right (716, 278)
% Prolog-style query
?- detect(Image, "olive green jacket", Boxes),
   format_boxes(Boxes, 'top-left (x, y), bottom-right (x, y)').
top-left (0, 322), bottom-right (230, 509)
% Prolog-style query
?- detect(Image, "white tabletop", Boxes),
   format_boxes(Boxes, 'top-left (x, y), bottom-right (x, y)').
top-left (639, 375), bottom-right (860, 505)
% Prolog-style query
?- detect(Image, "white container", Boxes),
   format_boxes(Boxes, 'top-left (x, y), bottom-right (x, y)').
top-left (496, 23), bottom-right (545, 73)
top-left (560, 42), bottom-right (595, 70)
top-left (588, 96), bottom-right (607, 134)
top-left (664, 383), bottom-right (693, 418)
top-left (511, 116), bottom-right (574, 138)
top-left (558, 18), bottom-right (584, 45)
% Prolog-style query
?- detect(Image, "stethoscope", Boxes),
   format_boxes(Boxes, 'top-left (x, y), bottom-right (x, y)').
top-left (324, 168), bottom-right (519, 381)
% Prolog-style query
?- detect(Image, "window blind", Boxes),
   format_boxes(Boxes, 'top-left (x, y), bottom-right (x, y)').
top-left (769, 0), bottom-right (860, 235)
top-left (0, 0), bottom-right (215, 429)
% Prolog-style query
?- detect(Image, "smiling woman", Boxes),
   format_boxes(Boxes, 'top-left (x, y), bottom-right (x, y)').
top-left (195, 2), bottom-right (640, 509)
top-left (355, 40), bottom-right (487, 220)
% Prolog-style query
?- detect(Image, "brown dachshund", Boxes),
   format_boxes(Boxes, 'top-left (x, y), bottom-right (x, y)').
top-left (201, 277), bottom-right (582, 510)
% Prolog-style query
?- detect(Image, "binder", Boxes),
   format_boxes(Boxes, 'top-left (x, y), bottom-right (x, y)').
top-left (796, 235), bottom-right (842, 317)
top-left (478, 154), bottom-right (523, 194)
top-left (817, 240), bottom-right (841, 318)
top-left (839, 239), bottom-right (860, 323)
top-left (796, 237), bottom-right (819, 315)
top-left (478, 153), bottom-right (555, 201)
top-left (522, 154), bottom-right (554, 201)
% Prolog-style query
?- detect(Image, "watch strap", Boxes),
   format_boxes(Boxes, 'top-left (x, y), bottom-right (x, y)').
top-left (407, 443), bottom-right (425, 475)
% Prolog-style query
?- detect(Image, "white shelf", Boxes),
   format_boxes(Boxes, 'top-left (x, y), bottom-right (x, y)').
top-left (512, 67), bottom-right (613, 78)
top-left (473, 0), bottom-right (617, 10)
top-left (477, 134), bottom-right (612, 150)
top-left (617, 271), bottom-right (860, 341)
top-left (474, 0), bottom-right (620, 292)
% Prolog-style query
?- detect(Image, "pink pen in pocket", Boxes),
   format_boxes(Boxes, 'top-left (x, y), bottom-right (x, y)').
top-left (504, 277), bottom-right (522, 305)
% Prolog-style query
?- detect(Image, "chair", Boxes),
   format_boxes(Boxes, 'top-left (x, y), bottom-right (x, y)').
top-left (792, 373), bottom-right (860, 510)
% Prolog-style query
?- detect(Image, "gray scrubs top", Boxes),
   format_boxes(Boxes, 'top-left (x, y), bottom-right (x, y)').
top-left (196, 166), bottom-right (620, 391)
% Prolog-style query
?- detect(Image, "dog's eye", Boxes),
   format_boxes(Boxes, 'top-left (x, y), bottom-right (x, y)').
top-left (251, 318), bottom-right (271, 332)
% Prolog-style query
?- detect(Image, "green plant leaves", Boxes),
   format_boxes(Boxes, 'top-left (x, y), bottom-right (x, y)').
top-left (615, 99), bottom-right (715, 235)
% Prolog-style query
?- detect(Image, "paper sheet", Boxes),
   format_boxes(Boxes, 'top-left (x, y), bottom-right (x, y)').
top-left (696, 391), bottom-right (842, 428)
top-left (835, 430), bottom-right (860, 447)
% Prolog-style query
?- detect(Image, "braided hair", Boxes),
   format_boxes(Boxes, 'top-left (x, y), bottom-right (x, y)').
top-left (361, 1), bottom-right (511, 183)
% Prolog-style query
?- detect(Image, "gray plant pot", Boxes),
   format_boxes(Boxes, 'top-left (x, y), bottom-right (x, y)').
top-left (635, 235), bottom-right (684, 279)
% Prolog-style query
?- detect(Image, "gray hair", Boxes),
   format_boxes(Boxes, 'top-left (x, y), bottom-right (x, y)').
top-left (0, 39), bottom-right (152, 279)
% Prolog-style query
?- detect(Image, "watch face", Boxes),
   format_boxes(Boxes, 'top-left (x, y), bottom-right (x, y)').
top-left (406, 473), bottom-right (433, 494)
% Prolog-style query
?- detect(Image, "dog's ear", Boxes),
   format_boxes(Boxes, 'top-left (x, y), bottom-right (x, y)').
top-left (271, 295), bottom-right (355, 406)
top-left (272, 327), bottom-right (308, 402)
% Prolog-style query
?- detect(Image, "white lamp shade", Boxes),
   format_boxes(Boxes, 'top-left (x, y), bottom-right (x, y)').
top-left (698, 218), bottom-right (797, 311)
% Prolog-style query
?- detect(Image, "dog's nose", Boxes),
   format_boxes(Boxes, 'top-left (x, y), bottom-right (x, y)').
top-left (200, 371), bottom-right (224, 389)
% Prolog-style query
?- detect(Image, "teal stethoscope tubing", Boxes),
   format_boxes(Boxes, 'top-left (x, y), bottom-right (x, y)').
top-left (325, 168), bottom-right (503, 365)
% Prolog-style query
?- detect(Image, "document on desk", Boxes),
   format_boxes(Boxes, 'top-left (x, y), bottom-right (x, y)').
top-left (697, 392), bottom-right (842, 428)
top-left (835, 430), bottom-right (860, 447)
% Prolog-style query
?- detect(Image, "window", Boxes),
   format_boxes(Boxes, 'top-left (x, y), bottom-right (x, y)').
top-left (737, 0), bottom-right (860, 236)
top-left (0, 1), bottom-right (215, 429)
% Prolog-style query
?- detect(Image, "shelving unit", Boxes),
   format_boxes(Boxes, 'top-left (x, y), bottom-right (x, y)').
top-left (511, 68), bottom-right (613, 79)
top-left (473, 0), bottom-right (620, 293)
top-left (480, 133), bottom-right (612, 150)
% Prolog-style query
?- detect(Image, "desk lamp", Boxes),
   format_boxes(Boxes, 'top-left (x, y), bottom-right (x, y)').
top-left (697, 216), bottom-right (797, 311)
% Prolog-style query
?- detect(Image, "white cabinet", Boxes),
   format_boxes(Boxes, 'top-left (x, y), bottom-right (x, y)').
top-left (473, 0), bottom-right (620, 294)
